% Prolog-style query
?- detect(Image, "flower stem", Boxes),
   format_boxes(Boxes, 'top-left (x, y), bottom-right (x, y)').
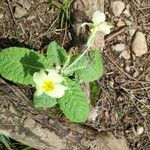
top-left (62, 48), bottom-right (89, 75)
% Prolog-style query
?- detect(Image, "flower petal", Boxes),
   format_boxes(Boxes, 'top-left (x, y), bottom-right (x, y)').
top-left (33, 70), bottom-right (47, 85)
top-left (97, 22), bottom-right (113, 34)
top-left (46, 84), bottom-right (68, 98)
top-left (92, 11), bottom-right (106, 25)
top-left (47, 69), bottom-right (63, 83)
top-left (35, 86), bottom-right (43, 96)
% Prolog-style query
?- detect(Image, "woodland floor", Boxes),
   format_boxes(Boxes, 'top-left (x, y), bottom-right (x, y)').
top-left (0, 0), bottom-right (150, 150)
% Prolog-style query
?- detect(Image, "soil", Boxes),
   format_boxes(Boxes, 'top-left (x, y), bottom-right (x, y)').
top-left (0, 0), bottom-right (150, 150)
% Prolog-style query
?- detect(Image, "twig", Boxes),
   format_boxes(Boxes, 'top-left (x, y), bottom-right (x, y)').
top-left (132, 0), bottom-right (145, 15)
top-left (6, 0), bottom-right (17, 25)
top-left (122, 87), bottom-right (150, 110)
top-left (121, 89), bottom-right (148, 123)
top-left (126, 86), bottom-right (150, 92)
top-left (105, 53), bottom-right (150, 84)
top-left (34, 16), bottom-right (59, 41)
top-left (137, 6), bottom-right (150, 10)
top-left (105, 26), bottom-right (126, 42)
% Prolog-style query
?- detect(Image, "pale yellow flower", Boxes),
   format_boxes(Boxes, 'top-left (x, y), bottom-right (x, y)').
top-left (33, 69), bottom-right (68, 98)
top-left (82, 11), bottom-right (113, 47)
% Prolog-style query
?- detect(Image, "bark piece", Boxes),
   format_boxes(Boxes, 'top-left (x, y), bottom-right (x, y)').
top-left (0, 79), bottom-right (129, 150)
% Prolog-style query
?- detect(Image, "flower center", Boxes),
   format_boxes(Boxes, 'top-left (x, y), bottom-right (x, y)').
top-left (42, 80), bottom-right (55, 92)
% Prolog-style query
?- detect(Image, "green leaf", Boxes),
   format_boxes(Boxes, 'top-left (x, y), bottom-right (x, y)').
top-left (34, 93), bottom-right (57, 108)
top-left (59, 78), bottom-right (90, 123)
top-left (51, 1), bottom-right (63, 9)
top-left (75, 50), bottom-right (104, 82)
top-left (63, 54), bottom-right (90, 75)
top-left (47, 41), bottom-right (68, 65)
top-left (0, 47), bottom-right (49, 85)
top-left (63, 0), bottom-right (73, 10)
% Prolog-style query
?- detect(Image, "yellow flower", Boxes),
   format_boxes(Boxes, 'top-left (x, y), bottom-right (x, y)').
top-left (33, 69), bottom-right (68, 98)
top-left (82, 11), bottom-right (113, 47)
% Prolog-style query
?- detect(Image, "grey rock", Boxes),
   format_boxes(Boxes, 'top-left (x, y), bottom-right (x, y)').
top-left (132, 31), bottom-right (148, 56)
top-left (114, 43), bottom-right (125, 52)
top-left (111, 1), bottom-right (125, 16)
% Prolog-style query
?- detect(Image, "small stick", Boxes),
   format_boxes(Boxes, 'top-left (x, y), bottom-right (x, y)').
top-left (122, 87), bottom-right (150, 110)
top-left (126, 86), bottom-right (150, 92)
top-left (105, 53), bottom-right (144, 82)
top-left (132, 0), bottom-right (145, 15)
top-left (105, 26), bottom-right (126, 42)
top-left (34, 16), bottom-right (59, 41)
top-left (6, 0), bottom-right (17, 25)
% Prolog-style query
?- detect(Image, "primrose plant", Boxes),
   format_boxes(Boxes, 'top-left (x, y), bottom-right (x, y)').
top-left (0, 11), bottom-right (112, 123)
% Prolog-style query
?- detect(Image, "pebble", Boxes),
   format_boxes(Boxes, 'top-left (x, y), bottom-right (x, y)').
top-left (136, 126), bottom-right (144, 135)
top-left (27, 15), bottom-right (36, 21)
top-left (88, 107), bottom-right (99, 122)
top-left (125, 20), bottom-right (132, 26)
top-left (117, 19), bottom-right (125, 27)
top-left (128, 28), bottom-right (136, 36)
top-left (135, 0), bottom-right (141, 4)
top-left (133, 69), bottom-right (139, 78)
top-left (14, 5), bottom-right (28, 18)
top-left (0, 13), bottom-right (4, 19)
top-left (132, 31), bottom-right (148, 57)
top-left (111, 1), bottom-right (125, 17)
top-left (114, 43), bottom-right (125, 52)
top-left (119, 50), bottom-right (130, 60)
top-left (125, 66), bottom-right (130, 72)
top-left (17, 0), bottom-right (31, 10)
top-left (123, 5), bottom-right (131, 17)
top-left (14, 0), bottom-right (30, 18)
top-left (145, 74), bottom-right (150, 81)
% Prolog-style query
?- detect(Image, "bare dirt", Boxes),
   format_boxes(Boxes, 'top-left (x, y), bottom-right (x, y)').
top-left (0, 0), bottom-right (150, 150)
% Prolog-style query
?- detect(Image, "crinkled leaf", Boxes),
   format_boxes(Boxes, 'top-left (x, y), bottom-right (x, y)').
top-left (0, 47), bottom-right (49, 85)
top-left (34, 94), bottom-right (57, 108)
top-left (75, 50), bottom-right (104, 82)
top-left (59, 78), bottom-right (89, 123)
top-left (63, 54), bottom-right (90, 75)
top-left (47, 41), bottom-right (68, 65)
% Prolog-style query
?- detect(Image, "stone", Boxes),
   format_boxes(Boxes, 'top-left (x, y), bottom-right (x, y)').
top-left (27, 15), bottom-right (36, 21)
top-left (0, 13), bottom-right (4, 19)
top-left (145, 74), bottom-right (150, 81)
top-left (132, 31), bottom-right (148, 57)
top-left (14, 5), bottom-right (28, 18)
top-left (114, 43), bottom-right (125, 52)
top-left (117, 19), bottom-right (125, 27)
top-left (119, 50), bottom-right (130, 60)
top-left (125, 20), bottom-right (132, 26)
top-left (125, 66), bottom-right (130, 72)
top-left (133, 69), bottom-right (139, 78)
top-left (123, 5), bottom-right (131, 17)
top-left (136, 126), bottom-right (144, 135)
top-left (128, 28), bottom-right (136, 36)
top-left (111, 1), bottom-right (125, 17)
top-left (14, 0), bottom-right (30, 18)
top-left (17, 0), bottom-right (30, 10)
top-left (88, 107), bottom-right (99, 122)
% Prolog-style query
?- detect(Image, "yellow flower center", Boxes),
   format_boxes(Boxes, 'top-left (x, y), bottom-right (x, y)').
top-left (42, 80), bottom-right (55, 92)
